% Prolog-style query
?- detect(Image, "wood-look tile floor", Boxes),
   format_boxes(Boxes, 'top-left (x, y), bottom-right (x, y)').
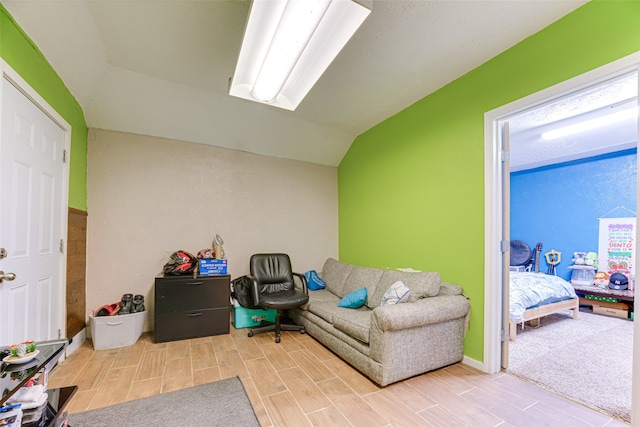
top-left (48, 325), bottom-right (629, 426)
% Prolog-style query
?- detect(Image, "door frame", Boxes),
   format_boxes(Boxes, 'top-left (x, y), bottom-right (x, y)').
top-left (0, 58), bottom-right (72, 341)
top-left (484, 51), bottom-right (640, 419)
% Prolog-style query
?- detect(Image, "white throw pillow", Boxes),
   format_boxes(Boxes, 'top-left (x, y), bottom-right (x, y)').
top-left (381, 281), bottom-right (411, 306)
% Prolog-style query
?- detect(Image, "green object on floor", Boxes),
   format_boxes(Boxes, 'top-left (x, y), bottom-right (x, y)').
top-left (585, 294), bottom-right (618, 303)
top-left (233, 305), bottom-right (276, 328)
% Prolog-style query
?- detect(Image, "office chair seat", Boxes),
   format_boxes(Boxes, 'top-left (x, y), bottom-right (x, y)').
top-left (258, 289), bottom-right (309, 310)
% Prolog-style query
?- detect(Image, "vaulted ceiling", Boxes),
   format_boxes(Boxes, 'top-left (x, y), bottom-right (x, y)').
top-left (6, 0), bottom-right (621, 169)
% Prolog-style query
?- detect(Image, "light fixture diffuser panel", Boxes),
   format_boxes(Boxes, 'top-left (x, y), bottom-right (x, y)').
top-left (229, 0), bottom-right (371, 111)
top-left (541, 106), bottom-right (639, 140)
top-left (229, 0), bottom-right (286, 103)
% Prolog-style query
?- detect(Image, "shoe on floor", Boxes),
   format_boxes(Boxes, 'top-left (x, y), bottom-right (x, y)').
top-left (94, 302), bottom-right (121, 317)
top-left (120, 293), bottom-right (133, 315)
top-left (132, 294), bottom-right (145, 312)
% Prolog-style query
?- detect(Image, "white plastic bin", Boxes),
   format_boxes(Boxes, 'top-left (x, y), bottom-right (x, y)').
top-left (89, 311), bottom-right (147, 350)
top-left (568, 265), bottom-right (596, 286)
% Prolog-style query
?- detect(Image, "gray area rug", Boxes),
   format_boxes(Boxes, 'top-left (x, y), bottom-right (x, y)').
top-left (508, 308), bottom-right (633, 423)
top-left (67, 376), bottom-right (260, 427)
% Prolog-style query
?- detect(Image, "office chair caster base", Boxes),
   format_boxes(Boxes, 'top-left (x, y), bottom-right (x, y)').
top-left (247, 331), bottom-right (254, 337)
top-left (275, 334), bottom-right (281, 343)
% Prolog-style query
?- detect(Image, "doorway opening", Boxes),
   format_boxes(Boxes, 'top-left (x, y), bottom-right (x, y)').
top-left (484, 52), bottom-right (640, 420)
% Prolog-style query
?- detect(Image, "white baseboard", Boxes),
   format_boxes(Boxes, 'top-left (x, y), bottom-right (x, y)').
top-left (462, 355), bottom-right (486, 372)
top-left (66, 328), bottom-right (87, 357)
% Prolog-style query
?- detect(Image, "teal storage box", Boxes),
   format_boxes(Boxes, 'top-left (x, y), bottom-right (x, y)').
top-left (199, 258), bottom-right (228, 275)
top-left (233, 305), bottom-right (276, 328)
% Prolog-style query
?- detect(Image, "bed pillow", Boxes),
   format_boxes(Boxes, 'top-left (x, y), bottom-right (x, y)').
top-left (337, 287), bottom-right (368, 309)
top-left (304, 270), bottom-right (326, 290)
top-left (381, 281), bottom-right (411, 306)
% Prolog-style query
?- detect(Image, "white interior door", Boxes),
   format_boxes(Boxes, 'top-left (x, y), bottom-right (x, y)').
top-left (0, 75), bottom-right (67, 345)
top-left (501, 122), bottom-right (510, 370)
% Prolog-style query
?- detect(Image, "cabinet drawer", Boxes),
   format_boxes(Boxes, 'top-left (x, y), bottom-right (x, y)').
top-left (155, 276), bottom-right (229, 313)
top-left (154, 307), bottom-right (229, 343)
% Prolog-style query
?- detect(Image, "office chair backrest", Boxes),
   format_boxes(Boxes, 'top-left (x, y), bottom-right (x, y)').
top-left (250, 253), bottom-right (295, 294)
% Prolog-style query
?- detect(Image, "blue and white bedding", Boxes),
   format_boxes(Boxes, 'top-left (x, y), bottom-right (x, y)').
top-left (509, 272), bottom-right (578, 323)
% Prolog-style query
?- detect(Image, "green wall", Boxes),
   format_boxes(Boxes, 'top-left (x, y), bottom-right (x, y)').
top-left (338, 1), bottom-right (640, 362)
top-left (0, 5), bottom-right (88, 211)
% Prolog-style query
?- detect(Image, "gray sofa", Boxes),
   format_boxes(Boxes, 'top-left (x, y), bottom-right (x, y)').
top-left (289, 258), bottom-right (470, 386)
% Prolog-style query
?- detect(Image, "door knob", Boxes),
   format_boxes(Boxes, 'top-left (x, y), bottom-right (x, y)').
top-left (0, 271), bottom-right (16, 283)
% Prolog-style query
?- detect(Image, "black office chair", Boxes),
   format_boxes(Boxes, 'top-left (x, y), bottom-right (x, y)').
top-left (247, 253), bottom-right (309, 343)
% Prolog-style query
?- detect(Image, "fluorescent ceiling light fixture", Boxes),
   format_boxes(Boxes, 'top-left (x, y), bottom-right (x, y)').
top-left (541, 106), bottom-right (638, 140)
top-left (229, 0), bottom-right (371, 111)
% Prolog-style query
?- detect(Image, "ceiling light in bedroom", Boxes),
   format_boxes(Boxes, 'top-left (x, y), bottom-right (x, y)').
top-left (541, 106), bottom-right (638, 140)
top-left (229, 0), bottom-right (371, 111)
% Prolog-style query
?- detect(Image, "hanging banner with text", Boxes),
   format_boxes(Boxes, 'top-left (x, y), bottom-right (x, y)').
top-left (598, 217), bottom-right (636, 277)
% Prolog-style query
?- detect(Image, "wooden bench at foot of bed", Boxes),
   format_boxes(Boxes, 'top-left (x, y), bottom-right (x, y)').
top-left (509, 297), bottom-right (579, 341)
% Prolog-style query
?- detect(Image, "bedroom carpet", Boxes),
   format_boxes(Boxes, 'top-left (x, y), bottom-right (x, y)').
top-left (66, 376), bottom-right (259, 427)
top-left (507, 307), bottom-right (633, 423)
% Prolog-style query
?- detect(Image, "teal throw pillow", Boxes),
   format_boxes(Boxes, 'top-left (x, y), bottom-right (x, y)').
top-left (304, 270), bottom-right (326, 291)
top-left (338, 287), bottom-right (368, 308)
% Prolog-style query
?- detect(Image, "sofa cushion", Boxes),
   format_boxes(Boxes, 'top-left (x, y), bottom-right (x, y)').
top-left (307, 300), bottom-right (340, 324)
top-left (297, 288), bottom-right (338, 312)
top-left (380, 281), bottom-right (411, 306)
top-left (322, 258), bottom-right (353, 296)
top-left (341, 266), bottom-right (385, 308)
top-left (338, 288), bottom-right (368, 308)
top-left (333, 308), bottom-right (372, 344)
top-left (369, 270), bottom-right (441, 307)
top-left (306, 288), bottom-right (340, 304)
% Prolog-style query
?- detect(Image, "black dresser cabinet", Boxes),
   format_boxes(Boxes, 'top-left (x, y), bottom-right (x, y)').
top-left (154, 274), bottom-right (230, 343)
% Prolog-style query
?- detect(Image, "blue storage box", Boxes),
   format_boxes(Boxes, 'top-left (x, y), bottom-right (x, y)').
top-left (199, 258), bottom-right (228, 275)
top-left (233, 305), bottom-right (276, 328)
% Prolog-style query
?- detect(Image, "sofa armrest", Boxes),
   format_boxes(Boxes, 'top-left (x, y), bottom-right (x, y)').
top-left (437, 282), bottom-right (463, 296)
top-left (371, 295), bottom-right (470, 332)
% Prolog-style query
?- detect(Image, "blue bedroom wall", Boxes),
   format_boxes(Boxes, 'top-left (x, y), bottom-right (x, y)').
top-left (511, 149), bottom-right (637, 281)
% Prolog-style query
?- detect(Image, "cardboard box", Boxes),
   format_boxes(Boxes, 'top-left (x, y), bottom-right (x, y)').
top-left (582, 298), bottom-right (628, 310)
top-left (593, 304), bottom-right (629, 319)
top-left (233, 305), bottom-right (276, 329)
top-left (90, 310), bottom-right (147, 350)
top-left (199, 258), bottom-right (228, 275)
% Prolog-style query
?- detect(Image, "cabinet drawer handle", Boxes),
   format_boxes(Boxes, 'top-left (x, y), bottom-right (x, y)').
top-left (186, 312), bottom-right (203, 317)
top-left (106, 321), bottom-right (124, 326)
top-left (187, 282), bottom-right (204, 286)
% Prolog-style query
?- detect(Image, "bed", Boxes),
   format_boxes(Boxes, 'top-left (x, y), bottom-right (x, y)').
top-left (509, 271), bottom-right (579, 341)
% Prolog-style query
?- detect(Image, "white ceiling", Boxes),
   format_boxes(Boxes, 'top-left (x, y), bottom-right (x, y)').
top-left (6, 0), bottom-right (626, 169)
top-left (509, 72), bottom-right (638, 172)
